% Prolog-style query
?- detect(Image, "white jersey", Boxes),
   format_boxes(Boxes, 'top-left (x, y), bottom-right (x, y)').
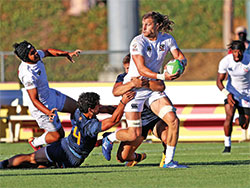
top-left (218, 53), bottom-right (250, 107)
top-left (18, 50), bottom-right (50, 104)
top-left (124, 32), bottom-right (178, 83)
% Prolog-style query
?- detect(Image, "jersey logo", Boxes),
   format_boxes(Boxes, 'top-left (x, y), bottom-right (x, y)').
top-left (131, 103), bottom-right (138, 109)
top-left (132, 43), bottom-right (138, 52)
top-left (159, 44), bottom-right (165, 51)
top-left (147, 46), bottom-right (151, 52)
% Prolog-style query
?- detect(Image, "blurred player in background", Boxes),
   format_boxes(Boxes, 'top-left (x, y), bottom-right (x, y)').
top-left (13, 40), bottom-right (81, 151)
top-left (235, 26), bottom-right (250, 55)
top-left (111, 54), bottom-right (168, 167)
top-left (0, 91), bottom-right (134, 169)
top-left (217, 40), bottom-right (250, 153)
top-left (102, 11), bottom-right (188, 168)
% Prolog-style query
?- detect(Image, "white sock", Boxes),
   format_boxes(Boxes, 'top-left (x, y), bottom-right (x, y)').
top-left (107, 131), bottom-right (117, 142)
top-left (32, 132), bottom-right (48, 146)
top-left (224, 136), bottom-right (231, 147)
top-left (165, 145), bottom-right (176, 164)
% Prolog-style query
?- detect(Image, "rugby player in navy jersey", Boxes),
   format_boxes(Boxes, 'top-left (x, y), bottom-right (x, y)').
top-left (0, 91), bottom-right (135, 169)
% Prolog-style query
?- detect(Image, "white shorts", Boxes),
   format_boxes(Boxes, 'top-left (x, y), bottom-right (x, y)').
top-left (124, 88), bottom-right (166, 112)
top-left (30, 89), bottom-right (66, 132)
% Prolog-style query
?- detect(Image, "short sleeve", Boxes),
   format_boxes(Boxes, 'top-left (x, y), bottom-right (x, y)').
top-left (130, 38), bottom-right (144, 56)
top-left (169, 36), bottom-right (178, 51)
top-left (115, 73), bottom-right (126, 83)
top-left (21, 75), bottom-right (37, 90)
top-left (37, 50), bottom-right (45, 59)
top-left (218, 57), bottom-right (228, 74)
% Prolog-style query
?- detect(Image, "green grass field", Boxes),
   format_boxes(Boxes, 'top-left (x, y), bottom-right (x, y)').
top-left (0, 142), bottom-right (249, 188)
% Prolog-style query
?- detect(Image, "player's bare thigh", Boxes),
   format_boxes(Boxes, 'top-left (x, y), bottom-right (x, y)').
top-left (61, 96), bottom-right (77, 114)
top-left (150, 96), bottom-right (176, 122)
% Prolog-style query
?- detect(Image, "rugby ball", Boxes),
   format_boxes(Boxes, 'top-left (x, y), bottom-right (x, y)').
top-left (165, 59), bottom-right (184, 74)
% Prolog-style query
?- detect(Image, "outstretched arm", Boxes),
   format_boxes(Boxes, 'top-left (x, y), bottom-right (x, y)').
top-left (101, 91), bottom-right (135, 131)
top-left (42, 49), bottom-right (81, 63)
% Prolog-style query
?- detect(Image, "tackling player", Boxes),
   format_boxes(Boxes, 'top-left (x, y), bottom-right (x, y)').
top-left (0, 91), bottom-right (135, 169)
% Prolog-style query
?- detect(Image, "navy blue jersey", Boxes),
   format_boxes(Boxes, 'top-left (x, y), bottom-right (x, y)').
top-left (115, 72), bottom-right (127, 83)
top-left (67, 109), bottom-right (102, 159)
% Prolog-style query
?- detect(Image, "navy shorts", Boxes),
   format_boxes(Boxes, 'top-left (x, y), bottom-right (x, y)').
top-left (141, 117), bottom-right (161, 139)
top-left (224, 99), bottom-right (250, 116)
top-left (46, 139), bottom-right (84, 168)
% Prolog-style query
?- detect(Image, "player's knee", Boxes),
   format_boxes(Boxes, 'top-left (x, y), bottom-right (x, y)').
top-left (158, 105), bottom-right (176, 119)
top-left (30, 153), bottom-right (36, 164)
top-left (116, 153), bottom-right (126, 163)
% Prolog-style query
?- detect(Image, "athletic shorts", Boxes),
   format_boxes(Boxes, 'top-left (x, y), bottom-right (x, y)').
top-left (224, 99), bottom-right (250, 116)
top-left (45, 138), bottom-right (84, 168)
top-left (124, 88), bottom-right (166, 112)
top-left (30, 89), bottom-right (66, 132)
top-left (141, 117), bottom-right (161, 139)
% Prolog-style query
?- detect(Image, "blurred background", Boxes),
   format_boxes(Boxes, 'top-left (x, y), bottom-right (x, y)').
top-left (0, 0), bottom-right (248, 83)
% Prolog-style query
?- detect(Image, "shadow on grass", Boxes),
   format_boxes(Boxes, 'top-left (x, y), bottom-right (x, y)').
top-left (1, 160), bottom-right (249, 177)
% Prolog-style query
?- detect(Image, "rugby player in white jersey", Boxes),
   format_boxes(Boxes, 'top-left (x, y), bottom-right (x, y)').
top-left (217, 40), bottom-right (250, 153)
top-left (102, 12), bottom-right (188, 168)
top-left (13, 41), bottom-right (81, 151)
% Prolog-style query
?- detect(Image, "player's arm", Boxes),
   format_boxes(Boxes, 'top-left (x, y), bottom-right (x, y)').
top-left (216, 73), bottom-right (235, 106)
top-left (148, 79), bottom-right (165, 92)
top-left (27, 88), bottom-right (57, 121)
top-left (133, 54), bottom-right (178, 81)
top-left (171, 48), bottom-right (187, 67)
top-left (42, 49), bottom-right (81, 63)
top-left (101, 91), bottom-right (135, 131)
top-left (99, 104), bottom-right (117, 114)
top-left (112, 77), bottom-right (146, 96)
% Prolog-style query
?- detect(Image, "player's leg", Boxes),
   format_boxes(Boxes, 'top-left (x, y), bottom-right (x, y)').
top-left (223, 101), bottom-right (236, 153)
top-left (235, 106), bottom-right (250, 141)
top-left (102, 113), bottom-right (142, 161)
top-left (0, 148), bottom-right (49, 169)
top-left (150, 97), bottom-right (179, 163)
top-left (116, 136), bottom-right (146, 167)
top-left (102, 94), bottom-right (146, 161)
top-left (150, 95), bottom-right (187, 168)
top-left (151, 120), bottom-right (168, 167)
top-left (61, 95), bottom-right (77, 114)
top-left (29, 110), bottom-right (64, 150)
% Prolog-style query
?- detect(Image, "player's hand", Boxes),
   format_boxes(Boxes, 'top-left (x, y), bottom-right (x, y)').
top-left (163, 70), bottom-right (181, 80)
top-left (131, 77), bottom-right (149, 88)
top-left (67, 49), bottom-right (81, 63)
top-left (48, 108), bottom-right (58, 122)
top-left (121, 91), bottom-right (135, 105)
top-left (227, 93), bottom-right (235, 106)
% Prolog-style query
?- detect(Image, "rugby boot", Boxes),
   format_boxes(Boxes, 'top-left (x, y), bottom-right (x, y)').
top-left (162, 160), bottom-right (188, 168)
top-left (125, 153), bottom-right (147, 167)
top-left (28, 137), bottom-right (42, 151)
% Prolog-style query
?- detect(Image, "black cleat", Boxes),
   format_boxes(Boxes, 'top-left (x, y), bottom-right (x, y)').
top-left (222, 146), bottom-right (231, 153)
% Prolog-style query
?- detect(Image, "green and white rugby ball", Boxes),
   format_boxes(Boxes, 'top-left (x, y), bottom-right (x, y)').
top-left (165, 59), bottom-right (184, 74)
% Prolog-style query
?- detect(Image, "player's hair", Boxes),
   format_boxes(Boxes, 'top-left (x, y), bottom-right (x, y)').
top-left (122, 54), bottom-right (130, 64)
top-left (142, 11), bottom-right (174, 33)
top-left (13, 40), bottom-right (35, 62)
top-left (228, 40), bottom-right (245, 52)
top-left (77, 92), bottom-right (100, 113)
